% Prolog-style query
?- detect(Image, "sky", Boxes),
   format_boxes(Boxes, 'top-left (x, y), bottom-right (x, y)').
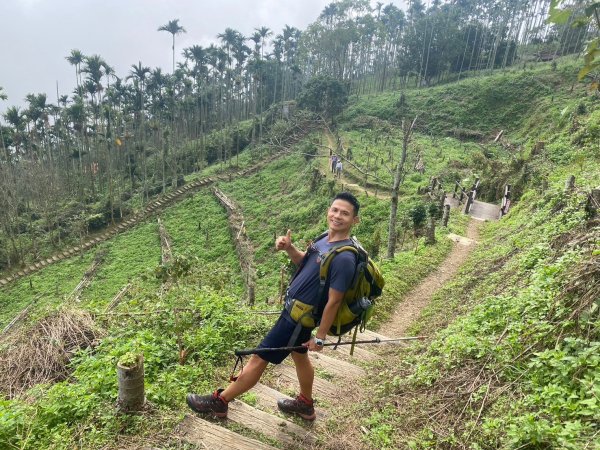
top-left (0, 0), bottom-right (406, 115)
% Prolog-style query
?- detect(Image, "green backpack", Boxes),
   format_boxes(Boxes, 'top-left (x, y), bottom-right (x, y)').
top-left (286, 233), bottom-right (385, 353)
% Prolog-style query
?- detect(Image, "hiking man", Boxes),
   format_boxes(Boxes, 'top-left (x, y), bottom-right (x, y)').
top-left (335, 159), bottom-right (343, 178)
top-left (187, 192), bottom-right (360, 421)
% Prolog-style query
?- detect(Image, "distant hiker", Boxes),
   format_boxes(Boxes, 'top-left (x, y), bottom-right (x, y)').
top-left (187, 192), bottom-right (361, 421)
top-left (331, 154), bottom-right (338, 173)
top-left (335, 160), bottom-right (343, 178)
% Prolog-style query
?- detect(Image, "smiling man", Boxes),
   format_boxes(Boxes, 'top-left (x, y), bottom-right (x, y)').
top-left (187, 192), bottom-right (360, 421)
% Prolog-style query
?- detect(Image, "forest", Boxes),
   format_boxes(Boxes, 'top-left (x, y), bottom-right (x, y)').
top-left (0, 0), bottom-right (599, 449)
top-left (0, 0), bottom-right (595, 270)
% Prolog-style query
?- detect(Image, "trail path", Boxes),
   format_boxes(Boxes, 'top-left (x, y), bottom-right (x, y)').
top-left (322, 131), bottom-right (391, 200)
top-left (176, 220), bottom-right (481, 449)
top-left (379, 219), bottom-right (480, 338)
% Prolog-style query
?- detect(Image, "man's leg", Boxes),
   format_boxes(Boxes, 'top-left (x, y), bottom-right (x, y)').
top-left (187, 354), bottom-right (268, 417)
top-left (277, 350), bottom-right (317, 420)
top-left (220, 354), bottom-right (269, 401)
top-left (291, 350), bottom-right (314, 400)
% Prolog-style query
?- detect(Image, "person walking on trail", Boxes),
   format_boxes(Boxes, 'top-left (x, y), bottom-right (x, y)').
top-left (186, 192), bottom-right (361, 421)
top-left (335, 159), bottom-right (343, 178)
top-left (331, 154), bottom-right (338, 173)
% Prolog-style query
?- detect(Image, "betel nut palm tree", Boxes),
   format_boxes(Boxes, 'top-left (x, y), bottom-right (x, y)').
top-left (158, 19), bottom-right (186, 73)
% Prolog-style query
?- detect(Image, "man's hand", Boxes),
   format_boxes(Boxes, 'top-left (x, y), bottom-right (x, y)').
top-left (275, 229), bottom-right (292, 251)
top-left (303, 337), bottom-right (324, 352)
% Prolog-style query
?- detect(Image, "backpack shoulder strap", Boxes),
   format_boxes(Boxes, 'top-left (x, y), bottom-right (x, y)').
top-left (313, 231), bottom-right (328, 243)
top-left (316, 243), bottom-right (359, 305)
top-left (289, 231), bottom-right (330, 285)
top-left (319, 244), bottom-right (359, 283)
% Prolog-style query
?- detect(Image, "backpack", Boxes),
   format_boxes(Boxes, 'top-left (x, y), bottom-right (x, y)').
top-left (285, 232), bottom-right (385, 353)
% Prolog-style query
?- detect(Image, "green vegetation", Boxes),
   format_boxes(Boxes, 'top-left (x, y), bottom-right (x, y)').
top-left (327, 60), bottom-right (599, 450)
top-left (367, 176), bottom-right (599, 449)
top-left (1, 55), bottom-right (598, 449)
top-left (0, 253), bottom-right (95, 327)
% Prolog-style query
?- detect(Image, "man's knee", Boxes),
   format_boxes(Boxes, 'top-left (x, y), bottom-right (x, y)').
top-left (291, 351), bottom-right (311, 367)
top-left (240, 354), bottom-right (268, 377)
top-left (249, 354), bottom-right (269, 369)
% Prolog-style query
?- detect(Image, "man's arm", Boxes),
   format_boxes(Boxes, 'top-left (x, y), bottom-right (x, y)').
top-left (305, 287), bottom-right (344, 351)
top-left (275, 229), bottom-right (305, 265)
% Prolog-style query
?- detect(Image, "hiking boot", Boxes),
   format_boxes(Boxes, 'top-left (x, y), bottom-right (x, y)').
top-left (277, 393), bottom-right (316, 421)
top-left (186, 389), bottom-right (228, 418)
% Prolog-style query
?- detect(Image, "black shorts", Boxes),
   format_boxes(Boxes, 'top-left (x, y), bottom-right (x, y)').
top-left (256, 313), bottom-right (313, 364)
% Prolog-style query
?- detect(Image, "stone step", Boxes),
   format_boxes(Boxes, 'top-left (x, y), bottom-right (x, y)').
top-left (228, 400), bottom-right (316, 447)
top-left (176, 415), bottom-right (276, 450)
top-left (447, 233), bottom-right (477, 246)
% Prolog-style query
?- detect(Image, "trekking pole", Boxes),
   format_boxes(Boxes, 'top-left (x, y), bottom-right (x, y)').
top-left (234, 336), bottom-right (428, 356)
top-left (229, 336), bottom-right (427, 381)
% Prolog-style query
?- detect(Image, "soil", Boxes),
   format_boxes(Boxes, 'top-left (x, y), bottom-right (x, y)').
top-left (379, 219), bottom-right (481, 338)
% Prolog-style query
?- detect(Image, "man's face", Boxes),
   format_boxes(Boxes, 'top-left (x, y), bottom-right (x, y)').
top-left (327, 199), bottom-right (359, 234)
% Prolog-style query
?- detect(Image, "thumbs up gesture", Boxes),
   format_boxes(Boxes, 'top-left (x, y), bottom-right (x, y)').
top-left (275, 229), bottom-right (292, 251)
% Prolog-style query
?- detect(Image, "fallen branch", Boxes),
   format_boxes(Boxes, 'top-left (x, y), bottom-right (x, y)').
top-left (1, 295), bottom-right (42, 336)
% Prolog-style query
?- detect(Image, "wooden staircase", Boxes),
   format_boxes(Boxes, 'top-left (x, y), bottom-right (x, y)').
top-left (174, 329), bottom-right (399, 449)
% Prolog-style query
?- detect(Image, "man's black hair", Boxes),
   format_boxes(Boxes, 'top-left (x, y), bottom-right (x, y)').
top-left (333, 192), bottom-right (360, 216)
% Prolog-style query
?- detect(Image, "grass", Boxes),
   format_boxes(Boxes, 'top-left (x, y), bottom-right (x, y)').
top-left (0, 252), bottom-right (94, 329)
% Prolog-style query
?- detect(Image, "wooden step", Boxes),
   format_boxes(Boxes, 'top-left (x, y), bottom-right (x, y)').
top-left (273, 364), bottom-right (339, 400)
top-left (357, 329), bottom-right (393, 342)
top-left (228, 400), bottom-right (316, 447)
top-left (250, 382), bottom-right (290, 412)
top-left (309, 351), bottom-right (366, 379)
top-left (323, 342), bottom-right (378, 361)
top-left (177, 415), bottom-right (276, 450)
top-left (250, 383), bottom-right (327, 418)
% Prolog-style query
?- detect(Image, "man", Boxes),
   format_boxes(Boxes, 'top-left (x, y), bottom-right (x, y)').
top-left (335, 159), bottom-right (343, 178)
top-left (186, 192), bottom-right (360, 421)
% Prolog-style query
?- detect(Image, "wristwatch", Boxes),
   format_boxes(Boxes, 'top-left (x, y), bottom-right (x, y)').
top-left (314, 337), bottom-right (325, 347)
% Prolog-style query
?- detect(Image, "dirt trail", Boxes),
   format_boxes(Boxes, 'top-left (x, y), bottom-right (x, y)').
top-left (322, 131), bottom-right (391, 200)
top-left (379, 219), bottom-right (481, 338)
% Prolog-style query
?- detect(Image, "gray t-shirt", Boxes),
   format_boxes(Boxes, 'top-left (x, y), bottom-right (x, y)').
top-left (287, 235), bottom-right (356, 311)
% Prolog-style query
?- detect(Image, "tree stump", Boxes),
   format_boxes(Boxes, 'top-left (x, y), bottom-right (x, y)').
top-left (586, 188), bottom-right (600, 217)
top-left (117, 355), bottom-right (145, 412)
top-left (565, 175), bottom-right (575, 192)
top-left (248, 283), bottom-right (256, 306)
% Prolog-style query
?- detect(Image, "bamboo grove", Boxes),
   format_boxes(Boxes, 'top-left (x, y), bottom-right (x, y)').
top-left (0, 0), bottom-right (596, 270)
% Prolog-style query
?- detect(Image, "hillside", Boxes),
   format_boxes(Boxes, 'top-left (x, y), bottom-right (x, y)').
top-left (0, 59), bottom-right (598, 449)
